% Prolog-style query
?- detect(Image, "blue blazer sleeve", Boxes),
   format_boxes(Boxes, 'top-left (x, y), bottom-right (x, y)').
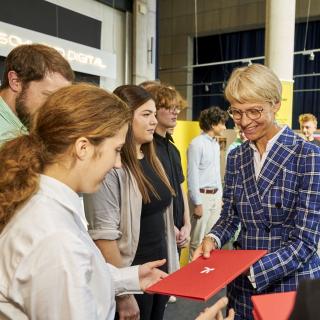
top-left (253, 145), bottom-right (320, 291)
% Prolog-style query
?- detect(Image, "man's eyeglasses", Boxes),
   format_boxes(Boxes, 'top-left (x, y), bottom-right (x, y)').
top-left (167, 106), bottom-right (181, 114)
top-left (227, 107), bottom-right (264, 121)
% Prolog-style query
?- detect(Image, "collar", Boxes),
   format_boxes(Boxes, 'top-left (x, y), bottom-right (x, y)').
top-left (249, 125), bottom-right (287, 153)
top-left (0, 96), bottom-right (27, 133)
top-left (201, 132), bottom-right (217, 141)
top-left (39, 175), bottom-right (88, 230)
top-left (154, 131), bottom-right (173, 144)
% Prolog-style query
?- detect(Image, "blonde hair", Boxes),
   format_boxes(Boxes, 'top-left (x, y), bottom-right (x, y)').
top-left (0, 83), bottom-right (131, 232)
top-left (225, 64), bottom-right (282, 105)
top-left (299, 113), bottom-right (318, 125)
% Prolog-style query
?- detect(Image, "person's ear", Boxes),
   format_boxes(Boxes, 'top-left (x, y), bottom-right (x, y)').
top-left (7, 71), bottom-right (23, 93)
top-left (74, 137), bottom-right (93, 160)
top-left (273, 101), bottom-right (281, 113)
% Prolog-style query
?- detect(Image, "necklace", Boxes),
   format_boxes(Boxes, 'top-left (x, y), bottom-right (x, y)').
top-left (138, 149), bottom-right (144, 159)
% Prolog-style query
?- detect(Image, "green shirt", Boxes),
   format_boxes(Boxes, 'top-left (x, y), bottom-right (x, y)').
top-left (0, 96), bottom-right (27, 146)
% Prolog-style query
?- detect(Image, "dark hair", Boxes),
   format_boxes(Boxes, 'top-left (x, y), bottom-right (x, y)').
top-left (0, 83), bottom-right (131, 232)
top-left (113, 85), bottom-right (174, 203)
top-left (199, 106), bottom-right (229, 132)
top-left (1, 44), bottom-right (75, 89)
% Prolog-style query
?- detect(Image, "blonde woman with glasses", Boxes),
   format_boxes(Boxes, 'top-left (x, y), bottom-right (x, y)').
top-left (194, 64), bottom-right (320, 320)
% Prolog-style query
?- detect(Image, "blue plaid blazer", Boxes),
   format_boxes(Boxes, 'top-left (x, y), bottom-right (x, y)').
top-left (211, 127), bottom-right (320, 319)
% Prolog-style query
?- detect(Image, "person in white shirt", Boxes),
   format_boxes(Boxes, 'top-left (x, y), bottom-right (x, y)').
top-left (0, 83), bottom-right (167, 320)
top-left (187, 106), bottom-right (228, 259)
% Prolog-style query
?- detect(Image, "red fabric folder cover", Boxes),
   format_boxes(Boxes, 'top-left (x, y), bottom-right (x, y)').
top-left (251, 291), bottom-right (296, 320)
top-left (146, 250), bottom-right (267, 301)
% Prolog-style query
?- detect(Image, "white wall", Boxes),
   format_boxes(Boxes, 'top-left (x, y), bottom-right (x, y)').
top-left (132, 0), bottom-right (157, 84)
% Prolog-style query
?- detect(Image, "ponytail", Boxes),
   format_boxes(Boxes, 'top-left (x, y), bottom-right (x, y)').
top-left (0, 134), bottom-right (44, 232)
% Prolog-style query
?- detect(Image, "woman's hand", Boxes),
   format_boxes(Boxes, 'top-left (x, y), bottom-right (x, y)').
top-left (116, 294), bottom-right (140, 320)
top-left (192, 236), bottom-right (218, 260)
top-left (196, 297), bottom-right (235, 320)
top-left (138, 259), bottom-right (167, 291)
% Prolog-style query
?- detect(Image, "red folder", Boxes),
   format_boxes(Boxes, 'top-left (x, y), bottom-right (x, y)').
top-left (251, 291), bottom-right (296, 320)
top-left (147, 250), bottom-right (267, 301)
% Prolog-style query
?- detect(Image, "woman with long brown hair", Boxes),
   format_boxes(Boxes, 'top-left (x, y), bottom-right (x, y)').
top-left (0, 83), bottom-right (166, 320)
top-left (84, 85), bottom-right (179, 320)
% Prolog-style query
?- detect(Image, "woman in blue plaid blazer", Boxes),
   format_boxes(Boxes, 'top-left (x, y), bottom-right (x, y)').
top-left (194, 64), bottom-right (320, 319)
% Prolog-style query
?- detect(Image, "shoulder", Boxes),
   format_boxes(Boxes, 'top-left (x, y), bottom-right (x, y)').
top-left (228, 140), bottom-right (249, 157)
top-left (284, 128), bottom-right (320, 156)
top-left (0, 197), bottom-right (90, 270)
top-left (189, 134), bottom-right (205, 147)
top-left (104, 167), bottom-right (129, 184)
top-left (169, 140), bottom-right (181, 156)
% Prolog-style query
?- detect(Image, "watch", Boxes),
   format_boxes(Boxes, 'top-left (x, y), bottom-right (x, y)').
top-left (203, 234), bottom-right (218, 247)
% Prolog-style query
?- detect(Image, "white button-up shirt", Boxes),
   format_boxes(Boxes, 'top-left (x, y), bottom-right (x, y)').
top-left (249, 125), bottom-right (287, 179)
top-left (0, 175), bottom-right (140, 320)
top-left (187, 133), bottom-right (222, 205)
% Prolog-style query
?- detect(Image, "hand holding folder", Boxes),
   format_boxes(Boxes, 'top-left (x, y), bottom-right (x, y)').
top-left (147, 250), bottom-right (267, 301)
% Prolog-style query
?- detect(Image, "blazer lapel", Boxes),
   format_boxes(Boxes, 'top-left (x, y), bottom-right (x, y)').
top-left (240, 144), bottom-right (264, 215)
top-left (257, 127), bottom-right (298, 199)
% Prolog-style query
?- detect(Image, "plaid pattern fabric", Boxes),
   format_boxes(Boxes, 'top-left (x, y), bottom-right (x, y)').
top-left (212, 127), bottom-right (320, 319)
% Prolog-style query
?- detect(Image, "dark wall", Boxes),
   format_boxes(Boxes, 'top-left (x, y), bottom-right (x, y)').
top-left (95, 0), bottom-right (132, 12)
top-left (0, 0), bottom-right (101, 85)
top-left (193, 21), bottom-right (320, 129)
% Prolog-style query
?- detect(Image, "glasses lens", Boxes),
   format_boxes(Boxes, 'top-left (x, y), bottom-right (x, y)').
top-left (229, 109), bottom-right (242, 120)
top-left (247, 109), bottom-right (262, 120)
top-left (169, 106), bottom-right (181, 113)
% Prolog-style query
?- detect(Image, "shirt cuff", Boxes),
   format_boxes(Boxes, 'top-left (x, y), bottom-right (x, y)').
top-left (190, 192), bottom-right (202, 206)
top-left (247, 265), bottom-right (257, 289)
top-left (107, 264), bottom-right (142, 296)
top-left (209, 233), bottom-right (221, 249)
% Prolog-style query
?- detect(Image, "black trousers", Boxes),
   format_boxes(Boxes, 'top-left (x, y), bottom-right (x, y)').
top-left (131, 241), bottom-right (168, 320)
top-left (134, 291), bottom-right (169, 320)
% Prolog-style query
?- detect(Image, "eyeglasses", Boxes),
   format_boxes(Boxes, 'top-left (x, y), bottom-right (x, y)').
top-left (167, 106), bottom-right (181, 114)
top-left (227, 107), bottom-right (264, 121)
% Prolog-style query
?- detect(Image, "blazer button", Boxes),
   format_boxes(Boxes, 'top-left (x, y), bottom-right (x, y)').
top-left (265, 226), bottom-right (270, 233)
top-left (275, 202), bottom-right (282, 209)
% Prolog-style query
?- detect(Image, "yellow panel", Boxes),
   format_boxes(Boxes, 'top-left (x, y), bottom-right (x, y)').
top-left (172, 120), bottom-right (201, 193)
top-left (276, 80), bottom-right (293, 127)
top-left (172, 120), bottom-right (200, 266)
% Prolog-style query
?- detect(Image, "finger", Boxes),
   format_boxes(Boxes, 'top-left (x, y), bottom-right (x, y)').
top-left (207, 297), bottom-right (228, 316)
top-left (146, 259), bottom-right (166, 269)
top-left (202, 239), bottom-right (215, 258)
top-left (216, 310), bottom-right (224, 320)
top-left (192, 246), bottom-right (203, 261)
top-left (215, 297), bottom-right (229, 309)
top-left (177, 237), bottom-right (187, 245)
top-left (131, 314), bottom-right (139, 320)
top-left (159, 270), bottom-right (168, 279)
top-left (226, 308), bottom-right (235, 320)
top-left (195, 298), bottom-right (228, 320)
